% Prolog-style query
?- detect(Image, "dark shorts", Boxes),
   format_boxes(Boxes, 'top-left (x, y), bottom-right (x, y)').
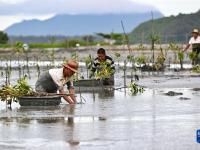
top-left (192, 44), bottom-right (200, 65)
top-left (35, 71), bottom-right (58, 93)
top-left (35, 71), bottom-right (73, 93)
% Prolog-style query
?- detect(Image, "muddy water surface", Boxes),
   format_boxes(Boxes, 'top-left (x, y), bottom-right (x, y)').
top-left (1, 87), bottom-right (200, 150)
top-left (1, 68), bottom-right (200, 149)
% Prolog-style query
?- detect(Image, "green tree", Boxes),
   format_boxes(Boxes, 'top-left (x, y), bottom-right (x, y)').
top-left (0, 31), bottom-right (9, 44)
top-left (96, 33), bottom-right (111, 39)
top-left (111, 33), bottom-right (123, 44)
top-left (96, 32), bottom-right (123, 44)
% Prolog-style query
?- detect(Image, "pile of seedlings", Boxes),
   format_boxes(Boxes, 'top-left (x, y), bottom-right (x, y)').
top-left (0, 77), bottom-right (33, 105)
top-left (0, 77), bottom-right (61, 106)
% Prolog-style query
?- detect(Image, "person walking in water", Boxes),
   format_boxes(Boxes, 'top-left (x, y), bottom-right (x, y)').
top-left (183, 28), bottom-right (200, 65)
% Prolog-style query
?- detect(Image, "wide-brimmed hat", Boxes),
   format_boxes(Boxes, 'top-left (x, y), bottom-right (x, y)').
top-left (192, 28), bottom-right (199, 33)
top-left (63, 60), bottom-right (78, 73)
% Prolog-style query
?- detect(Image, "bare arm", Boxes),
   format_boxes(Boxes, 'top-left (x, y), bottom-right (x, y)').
top-left (59, 89), bottom-right (75, 104)
top-left (183, 44), bottom-right (191, 52)
top-left (68, 87), bottom-right (76, 103)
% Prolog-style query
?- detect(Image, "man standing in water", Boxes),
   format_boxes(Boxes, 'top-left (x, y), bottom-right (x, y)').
top-left (35, 60), bottom-right (78, 104)
top-left (183, 28), bottom-right (200, 65)
top-left (90, 48), bottom-right (115, 85)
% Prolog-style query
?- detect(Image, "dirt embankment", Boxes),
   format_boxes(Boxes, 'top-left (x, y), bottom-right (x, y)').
top-left (0, 45), bottom-right (192, 62)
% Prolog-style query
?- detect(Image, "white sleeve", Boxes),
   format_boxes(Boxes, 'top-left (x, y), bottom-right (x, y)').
top-left (189, 37), bottom-right (193, 44)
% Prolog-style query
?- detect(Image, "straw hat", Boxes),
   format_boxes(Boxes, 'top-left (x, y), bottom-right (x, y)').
top-left (192, 28), bottom-right (199, 33)
top-left (63, 60), bottom-right (78, 73)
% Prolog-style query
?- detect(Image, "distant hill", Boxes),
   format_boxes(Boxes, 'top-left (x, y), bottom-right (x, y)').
top-left (129, 10), bottom-right (200, 44)
top-left (5, 12), bottom-right (163, 36)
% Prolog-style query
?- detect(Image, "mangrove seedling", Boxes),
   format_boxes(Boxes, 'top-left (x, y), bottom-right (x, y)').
top-left (128, 82), bottom-right (144, 95)
top-left (95, 61), bottom-right (114, 80)
top-left (71, 51), bottom-right (79, 60)
top-left (127, 54), bottom-right (135, 70)
top-left (114, 52), bottom-right (121, 67)
top-left (169, 43), bottom-right (178, 63)
top-left (192, 65), bottom-right (200, 73)
top-left (127, 55), bottom-right (135, 63)
top-left (23, 44), bottom-right (31, 79)
top-left (178, 50), bottom-right (184, 69)
top-left (169, 43), bottom-right (184, 69)
top-left (153, 48), bottom-right (166, 71)
top-left (189, 51), bottom-right (198, 65)
top-left (149, 34), bottom-right (160, 63)
top-left (13, 41), bottom-right (24, 78)
top-left (123, 60), bottom-right (127, 87)
top-left (49, 50), bottom-right (55, 67)
top-left (84, 55), bottom-right (93, 78)
top-left (127, 54), bottom-right (137, 81)
top-left (14, 77), bottom-right (33, 97)
top-left (137, 44), bottom-right (145, 51)
top-left (136, 54), bottom-right (148, 67)
top-left (0, 84), bottom-right (16, 106)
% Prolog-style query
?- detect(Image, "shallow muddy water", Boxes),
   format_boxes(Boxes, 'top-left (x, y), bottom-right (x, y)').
top-left (1, 68), bottom-right (200, 150)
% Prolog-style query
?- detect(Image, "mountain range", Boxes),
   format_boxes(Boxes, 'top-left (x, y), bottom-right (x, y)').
top-left (5, 12), bottom-right (163, 36)
top-left (129, 10), bottom-right (200, 43)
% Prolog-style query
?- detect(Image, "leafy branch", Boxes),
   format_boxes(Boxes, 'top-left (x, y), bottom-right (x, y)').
top-left (95, 62), bottom-right (114, 79)
top-left (128, 82), bottom-right (144, 95)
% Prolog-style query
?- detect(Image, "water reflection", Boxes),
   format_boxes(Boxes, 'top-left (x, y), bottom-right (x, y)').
top-left (37, 118), bottom-right (64, 124)
top-left (98, 88), bottom-right (114, 99)
top-left (76, 86), bottom-right (115, 101)
top-left (1, 88), bottom-right (200, 149)
top-left (67, 105), bottom-right (75, 127)
top-left (65, 105), bottom-right (80, 146)
top-left (0, 117), bottom-right (14, 126)
top-left (19, 106), bottom-right (61, 112)
top-left (16, 118), bottom-right (31, 124)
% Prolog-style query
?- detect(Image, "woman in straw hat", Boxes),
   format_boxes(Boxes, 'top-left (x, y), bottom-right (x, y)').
top-left (183, 28), bottom-right (200, 64)
top-left (35, 60), bottom-right (78, 104)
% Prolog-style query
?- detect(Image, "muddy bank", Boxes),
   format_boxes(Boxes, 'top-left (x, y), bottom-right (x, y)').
top-left (0, 46), bottom-right (192, 64)
top-left (137, 75), bottom-right (200, 88)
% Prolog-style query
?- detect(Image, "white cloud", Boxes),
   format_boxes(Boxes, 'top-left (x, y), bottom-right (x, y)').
top-left (1, 0), bottom-right (199, 30)
top-left (0, 0), bottom-right (156, 15)
top-left (0, 14), bottom-right (54, 30)
top-left (0, 0), bottom-right (157, 30)
top-left (130, 0), bottom-right (200, 16)
top-left (0, 0), bottom-right (28, 4)
top-left (1, 0), bottom-right (199, 16)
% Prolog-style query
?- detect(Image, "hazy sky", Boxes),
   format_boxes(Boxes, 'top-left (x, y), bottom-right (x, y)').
top-left (0, 0), bottom-right (199, 30)
top-left (132, 0), bottom-right (200, 16)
